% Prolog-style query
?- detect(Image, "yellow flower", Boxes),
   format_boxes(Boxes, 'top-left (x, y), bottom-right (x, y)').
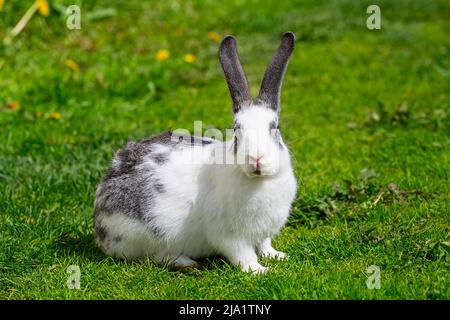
top-left (183, 54), bottom-right (196, 63)
top-left (36, 0), bottom-right (50, 16)
top-left (49, 112), bottom-right (62, 120)
top-left (65, 59), bottom-right (79, 71)
top-left (8, 101), bottom-right (19, 110)
top-left (155, 49), bottom-right (170, 62)
top-left (208, 31), bottom-right (221, 43)
top-left (0, 0), bottom-right (4, 12)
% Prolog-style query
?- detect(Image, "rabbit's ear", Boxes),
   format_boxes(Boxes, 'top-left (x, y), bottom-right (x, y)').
top-left (219, 36), bottom-right (252, 113)
top-left (257, 32), bottom-right (295, 112)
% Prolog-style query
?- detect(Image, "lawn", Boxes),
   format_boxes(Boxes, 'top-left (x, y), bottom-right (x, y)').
top-left (0, 0), bottom-right (449, 299)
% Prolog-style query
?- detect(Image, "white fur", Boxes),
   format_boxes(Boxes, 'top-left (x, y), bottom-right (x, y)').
top-left (95, 106), bottom-right (297, 274)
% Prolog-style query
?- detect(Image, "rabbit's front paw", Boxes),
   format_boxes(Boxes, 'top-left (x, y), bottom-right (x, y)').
top-left (262, 248), bottom-right (287, 260)
top-left (241, 263), bottom-right (268, 275)
top-left (257, 238), bottom-right (288, 260)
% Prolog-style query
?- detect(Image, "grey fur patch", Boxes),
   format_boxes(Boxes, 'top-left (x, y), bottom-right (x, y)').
top-left (105, 131), bottom-right (174, 180)
top-left (200, 138), bottom-right (214, 145)
top-left (142, 130), bottom-right (174, 145)
top-left (268, 120), bottom-right (284, 148)
top-left (139, 201), bottom-right (167, 238)
top-left (154, 182), bottom-right (165, 193)
top-left (152, 152), bottom-right (169, 165)
top-left (95, 223), bottom-right (107, 242)
top-left (94, 130), bottom-right (214, 240)
top-left (269, 120), bottom-right (278, 130)
top-left (175, 133), bottom-right (214, 147)
top-left (112, 235), bottom-right (122, 243)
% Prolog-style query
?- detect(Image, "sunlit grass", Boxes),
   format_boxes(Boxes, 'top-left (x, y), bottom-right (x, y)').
top-left (0, 0), bottom-right (448, 299)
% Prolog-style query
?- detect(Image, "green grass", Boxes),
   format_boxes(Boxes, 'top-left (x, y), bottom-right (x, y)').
top-left (0, 0), bottom-right (449, 299)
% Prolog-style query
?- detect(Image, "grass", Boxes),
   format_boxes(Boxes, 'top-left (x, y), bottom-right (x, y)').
top-left (0, 0), bottom-right (449, 299)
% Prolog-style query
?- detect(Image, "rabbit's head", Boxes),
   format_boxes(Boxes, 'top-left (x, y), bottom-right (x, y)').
top-left (219, 32), bottom-right (295, 178)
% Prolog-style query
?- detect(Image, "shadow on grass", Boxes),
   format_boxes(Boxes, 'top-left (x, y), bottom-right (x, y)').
top-left (53, 232), bottom-right (106, 262)
top-left (53, 232), bottom-right (231, 272)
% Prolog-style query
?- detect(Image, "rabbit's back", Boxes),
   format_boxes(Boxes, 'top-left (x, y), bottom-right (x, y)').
top-left (94, 131), bottom-right (174, 224)
top-left (93, 131), bottom-right (217, 259)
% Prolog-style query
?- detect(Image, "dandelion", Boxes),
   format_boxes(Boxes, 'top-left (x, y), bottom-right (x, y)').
top-left (49, 112), bottom-right (62, 120)
top-left (4, 0), bottom-right (49, 44)
top-left (183, 54), bottom-right (196, 63)
top-left (155, 49), bottom-right (170, 62)
top-left (65, 59), bottom-right (79, 71)
top-left (36, 0), bottom-right (49, 16)
top-left (208, 31), bottom-right (221, 43)
top-left (8, 101), bottom-right (19, 110)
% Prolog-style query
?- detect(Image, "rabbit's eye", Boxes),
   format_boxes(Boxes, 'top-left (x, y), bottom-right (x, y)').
top-left (269, 121), bottom-right (279, 132)
top-left (233, 123), bottom-right (242, 138)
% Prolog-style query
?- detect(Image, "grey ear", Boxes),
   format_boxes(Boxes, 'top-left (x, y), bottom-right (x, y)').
top-left (219, 36), bottom-right (252, 113)
top-left (257, 32), bottom-right (295, 111)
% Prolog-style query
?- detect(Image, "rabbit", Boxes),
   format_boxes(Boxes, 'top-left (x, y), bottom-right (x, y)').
top-left (93, 32), bottom-right (297, 274)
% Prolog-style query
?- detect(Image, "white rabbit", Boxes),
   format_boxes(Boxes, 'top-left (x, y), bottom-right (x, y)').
top-left (94, 32), bottom-right (297, 274)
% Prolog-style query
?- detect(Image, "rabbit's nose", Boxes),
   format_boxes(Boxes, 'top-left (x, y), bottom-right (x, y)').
top-left (248, 154), bottom-right (264, 169)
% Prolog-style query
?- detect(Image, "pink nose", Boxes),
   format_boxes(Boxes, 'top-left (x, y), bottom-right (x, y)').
top-left (248, 155), bottom-right (264, 168)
